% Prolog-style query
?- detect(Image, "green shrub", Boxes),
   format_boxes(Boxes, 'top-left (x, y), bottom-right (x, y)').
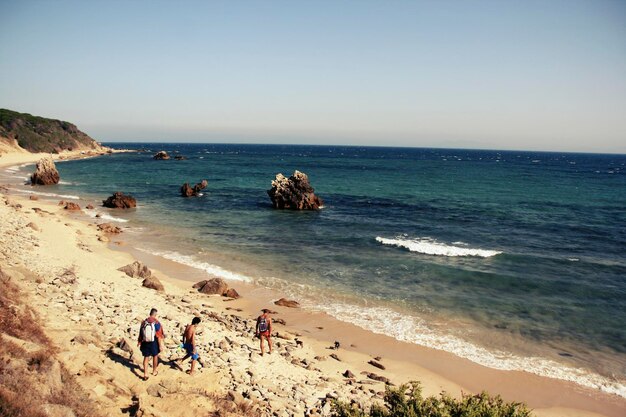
top-left (332, 381), bottom-right (531, 417)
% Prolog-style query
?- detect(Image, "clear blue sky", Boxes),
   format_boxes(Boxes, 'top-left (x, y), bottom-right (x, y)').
top-left (1, 1), bottom-right (625, 152)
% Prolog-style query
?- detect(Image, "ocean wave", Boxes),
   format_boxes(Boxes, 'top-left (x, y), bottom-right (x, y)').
top-left (10, 188), bottom-right (80, 200)
top-left (315, 302), bottom-right (626, 398)
top-left (85, 210), bottom-right (129, 223)
top-left (376, 236), bottom-right (502, 257)
top-left (137, 248), bottom-right (252, 282)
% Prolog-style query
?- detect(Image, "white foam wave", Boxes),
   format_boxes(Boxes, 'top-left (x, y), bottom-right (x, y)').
top-left (85, 210), bottom-right (129, 223)
top-left (376, 236), bottom-right (501, 258)
top-left (10, 188), bottom-right (80, 200)
top-left (137, 249), bottom-right (252, 282)
top-left (315, 303), bottom-right (626, 398)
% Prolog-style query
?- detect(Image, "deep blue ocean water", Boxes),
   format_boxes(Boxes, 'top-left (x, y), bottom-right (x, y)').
top-left (5, 143), bottom-right (626, 394)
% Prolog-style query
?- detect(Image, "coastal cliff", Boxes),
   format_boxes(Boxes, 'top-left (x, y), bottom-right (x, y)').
top-left (0, 108), bottom-right (107, 154)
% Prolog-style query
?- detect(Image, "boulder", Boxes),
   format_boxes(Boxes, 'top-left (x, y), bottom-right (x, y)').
top-left (224, 288), bottom-right (240, 299)
top-left (142, 276), bottom-right (164, 292)
top-left (274, 298), bottom-right (300, 308)
top-left (31, 157), bottom-right (60, 185)
top-left (267, 170), bottom-right (323, 210)
top-left (153, 151), bottom-right (170, 160)
top-left (194, 278), bottom-right (240, 298)
top-left (118, 261), bottom-right (152, 279)
top-left (102, 192), bottom-right (136, 208)
top-left (97, 223), bottom-right (122, 234)
top-left (197, 278), bottom-right (229, 295)
top-left (181, 180), bottom-right (208, 197)
top-left (64, 202), bottom-right (81, 211)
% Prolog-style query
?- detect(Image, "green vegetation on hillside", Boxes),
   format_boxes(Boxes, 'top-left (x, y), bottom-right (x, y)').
top-left (332, 381), bottom-right (532, 417)
top-left (0, 108), bottom-right (101, 153)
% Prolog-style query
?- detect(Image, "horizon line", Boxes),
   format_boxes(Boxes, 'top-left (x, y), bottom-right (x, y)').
top-left (100, 140), bottom-right (626, 156)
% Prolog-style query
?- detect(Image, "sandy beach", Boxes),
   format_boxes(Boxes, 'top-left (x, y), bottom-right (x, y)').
top-left (1, 152), bottom-right (625, 417)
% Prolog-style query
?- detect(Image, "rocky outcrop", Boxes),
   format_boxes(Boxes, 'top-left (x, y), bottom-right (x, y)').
top-left (181, 180), bottom-right (208, 197)
top-left (142, 276), bottom-right (164, 292)
top-left (31, 157), bottom-right (60, 185)
top-left (174, 155), bottom-right (187, 160)
top-left (274, 298), bottom-right (300, 308)
top-left (118, 261), bottom-right (151, 278)
top-left (153, 151), bottom-right (170, 160)
top-left (267, 171), bottom-right (323, 210)
top-left (64, 202), bottom-right (81, 211)
top-left (193, 278), bottom-right (240, 299)
top-left (0, 108), bottom-right (107, 153)
top-left (102, 192), bottom-right (136, 209)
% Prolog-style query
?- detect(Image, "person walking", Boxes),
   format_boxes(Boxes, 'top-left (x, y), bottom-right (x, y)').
top-left (137, 308), bottom-right (164, 380)
top-left (255, 309), bottom-right (272, 356)
top-left (178, 317), bottom-right (201, 375)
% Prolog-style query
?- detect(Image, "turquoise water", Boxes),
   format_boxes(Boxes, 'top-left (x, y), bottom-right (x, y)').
top-left (5, 144), bottom-right (626, 395)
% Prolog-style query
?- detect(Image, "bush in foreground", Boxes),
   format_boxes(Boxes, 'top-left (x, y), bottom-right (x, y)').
top-left (332, 381), bottom-right (531, 417)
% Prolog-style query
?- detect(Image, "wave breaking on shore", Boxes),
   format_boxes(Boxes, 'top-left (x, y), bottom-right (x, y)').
top-left (376, 236), bottom-right (502, 257)
top-left (137, 248), bottom-right (253, 282)
top-left (314, 302), bottom-right (626, 398)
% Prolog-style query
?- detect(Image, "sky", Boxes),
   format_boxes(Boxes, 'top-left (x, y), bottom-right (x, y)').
top-left (1, 1), bottom-right (625, 153)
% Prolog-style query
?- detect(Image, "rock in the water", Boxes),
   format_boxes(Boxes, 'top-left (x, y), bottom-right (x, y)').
top-left (102, 192), bottom-right (136, 208)
top-left (118, 261), bottom-right (152, 278)
top-left (181, 180), bottom-right (208, 197)
top-left (197, 278), bottom-right (229, 295)
top-left (153, 151), bottom-right (170, 160)
top-left (142, 276), bottom-right (164, 291)
top-left (97, 223), bottom-right (122, 234)
top-left (267, 170), bottom-right (323, 210)
top-left (274, 298), bottom-right (300, 308)
top-left (174, 155), bottom-right (187, 160)
top-left (64, 202), bottom-right (81, 211)
top-left (31, 157), bottom-right (60, 185)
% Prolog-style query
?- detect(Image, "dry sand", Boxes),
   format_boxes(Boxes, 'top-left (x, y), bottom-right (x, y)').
top-left (1, 152), bottom-right (624, 417)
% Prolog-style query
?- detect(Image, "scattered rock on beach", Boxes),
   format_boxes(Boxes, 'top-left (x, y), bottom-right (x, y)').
top-left (30, 157), bottom-right (60, 185)
top-left (343, 370), bottom-right (355, 379)
top-left (181, 180), bottom-right (208, 197)
top-left (86, 204), bottom-right (94, 210)
top-left (142, 276), bottom-right (164, 292)
top-left (29, 195), bottom-right (39, 201)
top-left (97, 223), bottom-right (122, 234)
top-left (274, 298), bottom-right (300, 308)
top-left (153, 151), bottom-right (170, 160)
top-left (194, 278), bottom-right (240, 299)
top-left (267, 170), bottom-right (323, 210)
top-left (64, 202), bottom-right (81, 211)
top-left (368, 360), bottom-right (386, 370)
top-left (118, 261), bottom-right (152, 279)
top-left (102, 192), bottom-right (136, 209)
top-left (26, 222), bottom-right (39, 231)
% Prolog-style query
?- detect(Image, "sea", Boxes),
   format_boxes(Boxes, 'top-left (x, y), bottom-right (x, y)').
top-left (4, 143), bottom-right (626, 396)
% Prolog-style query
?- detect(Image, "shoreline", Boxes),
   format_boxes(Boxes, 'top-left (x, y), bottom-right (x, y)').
top-left (1, 151), bottom-right (625, 417)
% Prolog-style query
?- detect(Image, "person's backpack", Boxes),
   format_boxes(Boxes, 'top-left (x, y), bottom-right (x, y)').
top-left (258, 317), bottom-right (268, 333)
top-left (142, 321), bottom-right (156, 342)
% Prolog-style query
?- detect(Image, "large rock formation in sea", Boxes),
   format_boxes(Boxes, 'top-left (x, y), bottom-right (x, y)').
top-left (267, 170), bottom-right (323, 210)
top-left (30, 157), bottom-right (60, 185)
top-left (153, 151), bottom-right (170, 160)
top-left (0, 108), bottom-right (107, 153)
top-left (181, 180), bottom-right (208, 197)
top-left (102, 192), bottom-right (137, 209)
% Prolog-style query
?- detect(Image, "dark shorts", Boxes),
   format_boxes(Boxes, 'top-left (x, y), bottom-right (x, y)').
top-left (140, 340), bottom-right (160, 357)
top-left (183, 343), bottom-right (199, 360)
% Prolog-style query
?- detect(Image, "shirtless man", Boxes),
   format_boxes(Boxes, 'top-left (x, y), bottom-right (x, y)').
top-left (255, 309), bottom-right (272, 356)
top-left (179, 316), bottom-right (201, 375)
